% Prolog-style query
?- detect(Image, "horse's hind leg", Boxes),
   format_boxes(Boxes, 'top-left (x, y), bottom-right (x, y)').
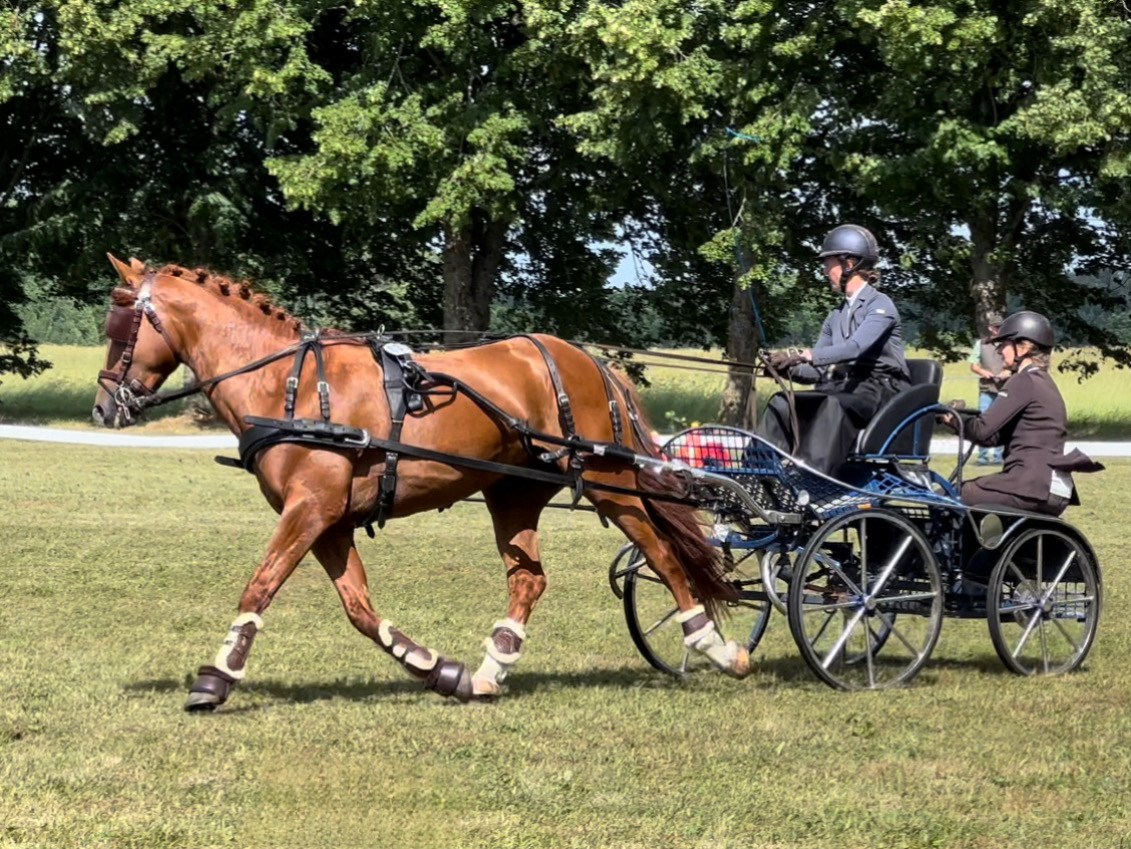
top-left (586, 488), bottom-right (750, 678)
top-left (311, 525), bottom-right (473, 701)
top-left (472, 479), bottom-right (559, 698)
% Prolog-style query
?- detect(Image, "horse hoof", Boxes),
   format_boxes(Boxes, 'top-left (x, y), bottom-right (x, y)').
top-left (725, 643), bottom-right (752, 679)
top-left (184, 691), bottom-right (223, 712)
top-left (426, 659), bottom-right (473, 702)
top-left (471, 677), bottom-right (502, 701)
top-left (184, 665), bottom-right (236, 712)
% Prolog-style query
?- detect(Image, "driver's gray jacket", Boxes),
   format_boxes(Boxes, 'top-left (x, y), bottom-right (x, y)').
top-left (807, 283), bottom-right (910, 381)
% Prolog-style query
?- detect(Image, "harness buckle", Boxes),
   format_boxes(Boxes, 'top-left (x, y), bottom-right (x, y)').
top-left (341, 427), bottom-right (371, 448)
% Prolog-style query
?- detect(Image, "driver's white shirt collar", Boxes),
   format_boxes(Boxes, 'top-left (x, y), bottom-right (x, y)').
top-left (845, 283), bottom-right (870, 307)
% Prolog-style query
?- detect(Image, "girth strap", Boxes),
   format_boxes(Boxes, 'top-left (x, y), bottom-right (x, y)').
top-left (370, 342), bottom-right (425, 533)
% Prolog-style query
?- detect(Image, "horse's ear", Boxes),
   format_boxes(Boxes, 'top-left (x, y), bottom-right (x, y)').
top-left (129, 257), bottom-right (146, 273)
top-left (107, 253), bottom-right (143, 287)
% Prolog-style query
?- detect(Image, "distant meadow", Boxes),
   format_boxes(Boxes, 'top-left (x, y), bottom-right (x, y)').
top-left (2, 344), bottom-right (1129, 438)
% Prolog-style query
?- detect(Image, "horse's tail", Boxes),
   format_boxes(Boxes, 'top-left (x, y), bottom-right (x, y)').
top-left (600, 362), bottom-right (738, 615)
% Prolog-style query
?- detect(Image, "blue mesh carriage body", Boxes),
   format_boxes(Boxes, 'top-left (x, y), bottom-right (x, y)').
top-left (660, 425), bottom-right (960, 523)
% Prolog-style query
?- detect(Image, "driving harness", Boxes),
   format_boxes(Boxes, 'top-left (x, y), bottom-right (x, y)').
top-left (213, 333), bottom-right (650, 536)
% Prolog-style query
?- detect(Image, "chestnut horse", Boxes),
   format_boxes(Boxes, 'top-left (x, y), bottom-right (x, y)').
top-left (93, 255), bottom-right (750, 710)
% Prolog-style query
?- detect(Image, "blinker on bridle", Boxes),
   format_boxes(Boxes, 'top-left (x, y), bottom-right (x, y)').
top-left (97, 270), bottom-right (311, 427)
top-left (98, 272), bottom-right (176, 426)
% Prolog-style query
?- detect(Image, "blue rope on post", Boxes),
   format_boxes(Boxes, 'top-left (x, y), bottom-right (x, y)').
top-left (726, 127), bottom-right (764, 143)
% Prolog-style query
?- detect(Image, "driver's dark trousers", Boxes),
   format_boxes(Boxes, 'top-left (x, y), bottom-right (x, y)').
top-left (758, 375), bottom-right (908, 475)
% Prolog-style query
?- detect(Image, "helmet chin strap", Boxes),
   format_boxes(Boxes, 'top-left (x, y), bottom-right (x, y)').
top-left (835, 257), bottom-right (863, 295)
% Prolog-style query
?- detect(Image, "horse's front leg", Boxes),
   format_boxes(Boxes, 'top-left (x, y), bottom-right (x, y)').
top-left (185, 481), bottom-right (345, 712)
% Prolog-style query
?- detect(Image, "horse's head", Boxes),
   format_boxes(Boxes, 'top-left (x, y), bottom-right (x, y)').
top-left (92, 254), bottom-right (182, 427)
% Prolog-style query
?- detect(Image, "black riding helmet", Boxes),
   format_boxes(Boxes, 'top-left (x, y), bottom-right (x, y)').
top-left (990, 310), bottom-right (1055, 348)
top-left (818, 224), bottom-right (880, 269)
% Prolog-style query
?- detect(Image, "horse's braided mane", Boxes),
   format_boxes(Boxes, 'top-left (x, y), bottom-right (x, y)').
top-left (159, 263), bottom-right (305, 333)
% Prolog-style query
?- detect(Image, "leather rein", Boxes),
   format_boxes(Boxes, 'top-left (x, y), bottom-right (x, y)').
top-left (100, 275), bottom-right (800, 455)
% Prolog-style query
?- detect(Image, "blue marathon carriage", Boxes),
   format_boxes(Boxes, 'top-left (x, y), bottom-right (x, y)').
top-left (609, 359), bottom-right (1102, 690)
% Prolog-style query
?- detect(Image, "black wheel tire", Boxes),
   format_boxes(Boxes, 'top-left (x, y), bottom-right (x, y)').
top-left (987, 526), bottom-right (1101, 676)
top-left (787, 508), bottom-right (943, 690)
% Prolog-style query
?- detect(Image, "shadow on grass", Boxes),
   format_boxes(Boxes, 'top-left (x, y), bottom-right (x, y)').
top-left (120, 654), bottom-right (1020, 709)
top-left (123, 663), bottom-right (813, 711)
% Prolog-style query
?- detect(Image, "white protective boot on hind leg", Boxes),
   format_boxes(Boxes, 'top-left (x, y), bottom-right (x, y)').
top-left (677, 605), bottom-right (750, 678)
top-left (471, 618), bottom-right (526, 698)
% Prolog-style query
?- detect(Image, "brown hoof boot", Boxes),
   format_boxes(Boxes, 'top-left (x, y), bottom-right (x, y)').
top-left (426, 659), bottom-right (473, 702)
top-left (184, 665), bottom-right (237, 712)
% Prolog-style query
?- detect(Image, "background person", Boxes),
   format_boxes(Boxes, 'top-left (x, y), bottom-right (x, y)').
top-left (942, 310), bottom-right (1101, 515)
top-left (967, 310), bottom-right (1008, 465)
top-left (760, 224), bottom-right (911, 474)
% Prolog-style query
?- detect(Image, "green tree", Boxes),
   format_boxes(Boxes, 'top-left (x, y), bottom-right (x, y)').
top-left (261, 0), bottom-right (638, 334)
top-left (813, 0), bottom-right (1131, 368)
top-left (0, 0), bottom-right (438, 380)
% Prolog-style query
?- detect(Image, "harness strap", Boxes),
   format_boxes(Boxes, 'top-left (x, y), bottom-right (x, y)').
top-left (592, 358), bottom-right (625, 446)
top-left (220, 415), bottom-right (693, 508)
top-left (284, 332), bottom-right (333, 422)
top-left (371, 343), bottom-right (415, 532)
top-left (519, 335), bottom-right (578, 442)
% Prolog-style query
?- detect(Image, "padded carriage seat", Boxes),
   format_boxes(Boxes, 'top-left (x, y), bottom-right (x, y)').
top-left (907, 358), bottom-right (943, 387)
top-left (854, 358), bottom-right (943, 457)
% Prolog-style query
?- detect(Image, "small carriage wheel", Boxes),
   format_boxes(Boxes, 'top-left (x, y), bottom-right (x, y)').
top-left (986, 526), bottom-right (1101, 676)
top-left (787, 508), bottom-right (943, 691)
top-left (622, 523), bottom-right (774, 676)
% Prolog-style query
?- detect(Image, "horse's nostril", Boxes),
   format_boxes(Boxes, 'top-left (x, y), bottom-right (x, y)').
top-left (92, 405), bottom-right (106, 425)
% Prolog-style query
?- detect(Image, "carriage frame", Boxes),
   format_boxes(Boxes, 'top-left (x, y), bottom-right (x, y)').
top-left (607, 376), bottom-right (1103, 691)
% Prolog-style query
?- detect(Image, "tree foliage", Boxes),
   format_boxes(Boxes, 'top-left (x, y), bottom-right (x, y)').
top-left (2, 0), bottom-right (1129, 399)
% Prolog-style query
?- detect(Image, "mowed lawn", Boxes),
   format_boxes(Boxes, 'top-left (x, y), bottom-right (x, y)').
top-left (2, 439), bottom-right (1131, 849)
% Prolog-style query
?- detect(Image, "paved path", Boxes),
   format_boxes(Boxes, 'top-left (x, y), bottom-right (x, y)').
top-left (3, 424), bottom-right (1131, 456)
top-left (0, 424), bottom-right (237, 448)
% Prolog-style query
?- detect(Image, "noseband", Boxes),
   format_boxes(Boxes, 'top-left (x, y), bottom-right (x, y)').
top-left (98, 274), bottom-right (176, 426)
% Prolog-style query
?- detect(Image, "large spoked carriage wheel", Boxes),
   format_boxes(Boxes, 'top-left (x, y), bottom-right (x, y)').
top-left (787, 508), bottom-right (944, 690)
top-left (987, 527), bottom-right (1101, 676)
top-left (619, 523), bottom-right (775, 676)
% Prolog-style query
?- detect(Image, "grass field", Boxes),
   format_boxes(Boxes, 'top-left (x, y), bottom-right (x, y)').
top-left (2, 345), bottom-right (1129, 437)
top-left (2, 439), bottom-right (1130, 848)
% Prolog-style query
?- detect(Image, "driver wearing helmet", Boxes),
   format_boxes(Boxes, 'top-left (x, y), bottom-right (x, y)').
top-left (760, 224), bottom-right (911, 474)
top-left (942, 310), bottom-right (1102, 515)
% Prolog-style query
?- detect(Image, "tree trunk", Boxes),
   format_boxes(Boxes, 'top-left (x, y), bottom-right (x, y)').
top-left (718, 274), bottom-right (762, 428)
top-left (441, 210), bottom-right (508, 332)
top-left (968, 205), bottom-right (1019, 332)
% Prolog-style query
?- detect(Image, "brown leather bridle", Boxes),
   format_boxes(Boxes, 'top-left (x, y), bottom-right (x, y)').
top-left (96, 269), bottom-right (316, 427)
top-left (97, 273), bottom-right (179, 426)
